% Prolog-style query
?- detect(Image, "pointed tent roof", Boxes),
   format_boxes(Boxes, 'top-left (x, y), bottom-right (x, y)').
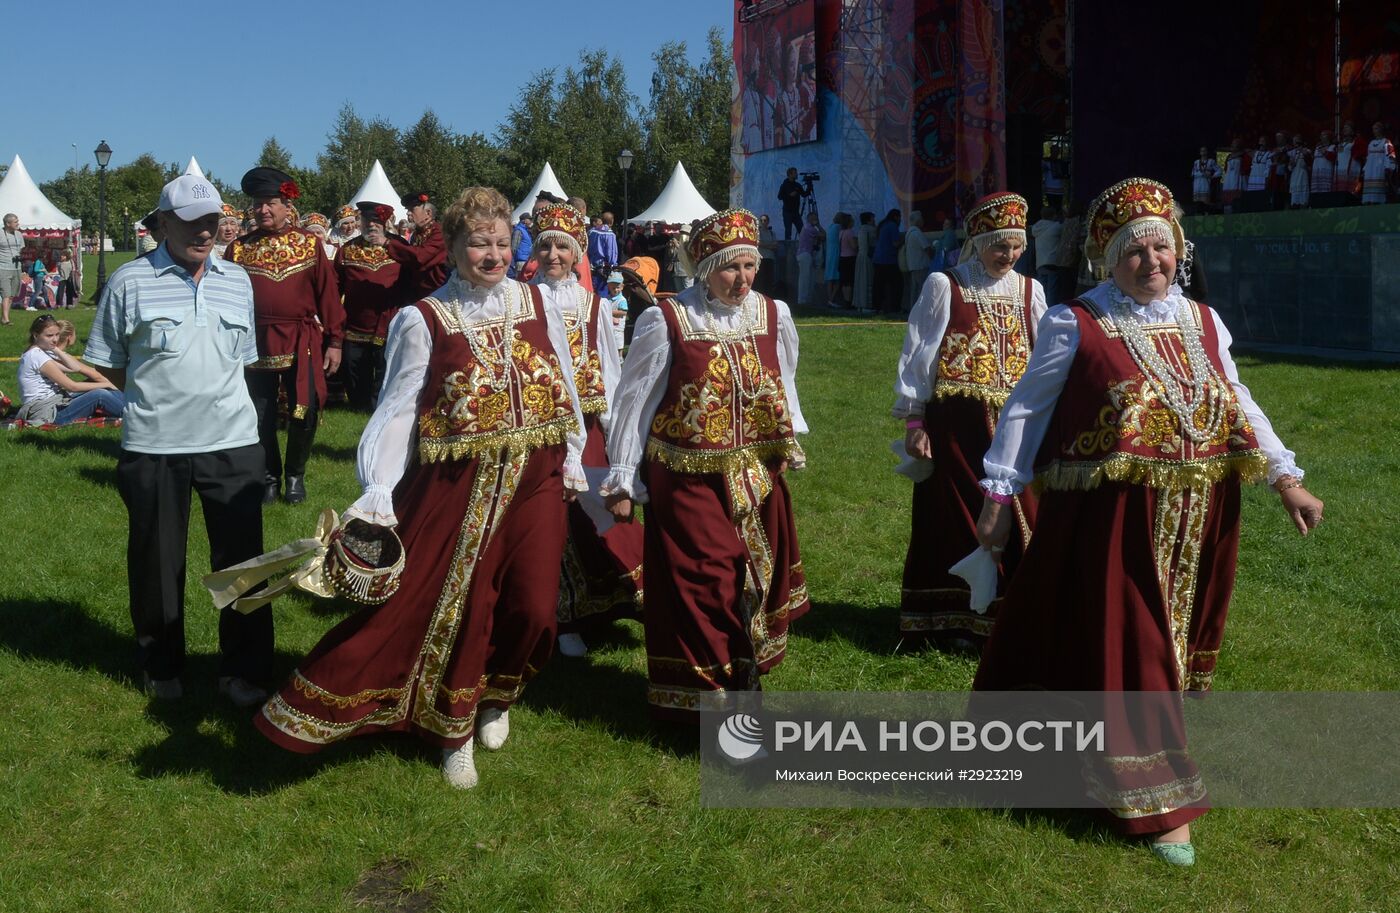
top-left (511, 162), bottom-right (569, 222)
top-left (628, 162), bottom-right (715, 226)
top-left (0, 155), bottom-right (78, 229)
top-left (349, 159), bottom-right (407, 224)
top-left (184, 156), bottom-right (206, 178)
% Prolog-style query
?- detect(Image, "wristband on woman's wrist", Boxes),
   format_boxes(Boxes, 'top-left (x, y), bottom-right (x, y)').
top-left (905, 418), bottom-right (924, 430)
top-left (1274, 477), bottom-right (1303, 493)
top-left (986, 490), bottom-right (1013, 505)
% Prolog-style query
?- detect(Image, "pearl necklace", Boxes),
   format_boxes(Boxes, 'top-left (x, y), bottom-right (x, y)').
top-left (964, 261), bottom-right (1025, 389)
top-left (703, 290), bottom-right (766, 402)
top-left (462, 279), bottom-right (519, 392)
top-left (1106, 284), bottom-right (1225, 445)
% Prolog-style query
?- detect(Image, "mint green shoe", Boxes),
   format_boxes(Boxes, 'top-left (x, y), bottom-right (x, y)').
top-left (1150, 841), bottom-right (1196, 866)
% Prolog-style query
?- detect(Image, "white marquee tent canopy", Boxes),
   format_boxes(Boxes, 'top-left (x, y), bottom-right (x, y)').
top-left (184, 157), bottom-right (206, 179)
top-left (0, 155), bottom-right (79, 229)
top-left (511, 162), bottom-right (569, 222)
top-left (349, 160), bottom-right (407, 224)
top-left (628, 162), bottom-right (715, 226)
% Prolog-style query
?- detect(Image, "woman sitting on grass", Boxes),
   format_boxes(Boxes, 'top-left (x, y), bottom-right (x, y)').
top-left (14, 314), bottom-right (125, 425)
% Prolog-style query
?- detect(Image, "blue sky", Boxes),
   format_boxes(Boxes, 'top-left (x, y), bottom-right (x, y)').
top-left (4, 0), bottom-right (731, 185)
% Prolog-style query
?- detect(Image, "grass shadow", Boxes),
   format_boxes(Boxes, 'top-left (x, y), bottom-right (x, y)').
top-left (0, 597), bottom-right (374, 794)
top-left (520, 642), bottom-right (700, 759)
top-left (310, 441), bottom-right (359, 463)
top-left (77, 464), bottom-right (118, 489)
top-left (9, 431), bottom-right (123, 460)
top-left (796, 599), bottom-right (903, 655)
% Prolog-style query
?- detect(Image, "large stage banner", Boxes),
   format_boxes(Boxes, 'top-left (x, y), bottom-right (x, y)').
top-left (736, 0), bottom-right (819, 153)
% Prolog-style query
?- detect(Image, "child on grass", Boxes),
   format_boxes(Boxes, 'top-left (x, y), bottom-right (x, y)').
top-left (606, 270), bottom-right (627, 351)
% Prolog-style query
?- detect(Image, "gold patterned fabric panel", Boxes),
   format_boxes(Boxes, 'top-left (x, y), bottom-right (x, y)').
top-left (1039, 314), bottom-right (1266, 492)
top-left (565, 311), bottom-right (608, 415)
top-left (418, 332), bottom-right (578, 463)
top-left (248, 353), bottom-right (296, 370)
top-left (934, 285), bottom-right (1031, 407)
top-left (258, 451), bottom-right (526, 745)
top-left (646, 343), bottom-right (797, 473)
top-left (1152, 486), bottom-right (1211, 692)
top-left (340, 241), bottom-right (396, 271)
top-left (229, 230), bottom-right (320, 281)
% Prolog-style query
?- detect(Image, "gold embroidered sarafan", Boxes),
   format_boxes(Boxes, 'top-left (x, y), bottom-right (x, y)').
top-left (228, 229), bottom-right (320, 281)
top-left (647, 341), bottom-right (796, 472)
top-left (563, 292), bottom-right (607, 415)
top-left (339, 240), bottom-right (395, 271)
top-left (417, 299), bottom-right (578, 463)
top-left (934, 280), bottom-right (1031, 407)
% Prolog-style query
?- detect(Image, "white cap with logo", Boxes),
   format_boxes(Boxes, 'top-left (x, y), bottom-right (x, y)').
top-left (158, 174), bottom-right (223, 221)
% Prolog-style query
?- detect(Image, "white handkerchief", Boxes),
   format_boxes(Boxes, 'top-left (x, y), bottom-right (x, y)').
top-left (890, 438), bottom-right (933, 483)
top-left (949, 547), bottom-right (999, 614)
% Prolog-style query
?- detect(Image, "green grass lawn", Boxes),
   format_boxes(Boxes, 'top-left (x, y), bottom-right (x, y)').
top-left (1, 305), bottom-right (1397, 911)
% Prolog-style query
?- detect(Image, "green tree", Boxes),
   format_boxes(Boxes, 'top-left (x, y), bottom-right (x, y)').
top-left (553, 50), bottom-right (643, 215)
top-left (496, 70), bottom-right (563, 206)
top-left (642, 28), bottom-right (734, 213)
top-left (399, 110), bottom-right (465, 213)
top-left (257, 137), bottom-right (294, 172)
top-left (316, 103), bottom-right (402, 215)
top-left (457, 131), bottom-right (510, 196)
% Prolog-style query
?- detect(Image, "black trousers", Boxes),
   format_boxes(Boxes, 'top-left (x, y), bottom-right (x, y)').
top-left (340, 340), bottom-right (384, 411)
top-left (116, 444), bottom-right (271, 682)
top-left (782, 210), bottom-right (802, 240)
top-left (247, 362), bottom-right (319, 481)
top-left (875, 263), bottom-right (903, 312)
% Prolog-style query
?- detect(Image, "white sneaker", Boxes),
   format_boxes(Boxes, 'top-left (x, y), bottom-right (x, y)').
top-left (142, 673), bottom-right (183, 700)
top-left (557, 632), bottom-right (588, 657)
top-left (218, 676), bottom-right (269, 708)
top-left (441, 742), bottom-right (478, 789)
top-left (476, 707), bottom-right (510, 750)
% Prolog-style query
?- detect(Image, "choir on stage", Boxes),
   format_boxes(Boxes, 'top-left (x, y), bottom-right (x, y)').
top-left (1195, 121), bottom-right (1396, 212)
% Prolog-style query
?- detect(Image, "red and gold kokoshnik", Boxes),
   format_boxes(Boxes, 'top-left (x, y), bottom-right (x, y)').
top-left (533, 203), bottom-right (588, 251)
top-left (687, 209), bottom-right (760, 269)
top-left (963, 192), bottom-right (1028, 238)
top-left (1085, 177), bottom-right (1181, 260)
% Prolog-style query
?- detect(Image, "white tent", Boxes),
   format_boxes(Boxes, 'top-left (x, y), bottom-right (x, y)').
top-left (349, 159), bottom-right (406, 224)
top-left (628, 162), bottom-right (715, 226)
top-left (511, 162), bottom-right (569, 222)
top-left (0, 154), bottom-right (83, 290)
top-left (183, 156), bottom-right (206, 178)
top-left (0, 155), bottom-right (78, 228)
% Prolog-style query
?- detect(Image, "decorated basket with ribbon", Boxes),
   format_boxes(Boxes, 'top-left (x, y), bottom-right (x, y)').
top-left (323, 518), bottom-right (406, 605)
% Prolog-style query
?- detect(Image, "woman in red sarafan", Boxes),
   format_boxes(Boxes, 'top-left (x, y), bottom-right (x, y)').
top-left (972, 178), bottom-right (1324, 866)
top-left (255, 187), bottom-right (590, 791)
top-left (529, 202), bottom-right (643, 658)
top-left (891, 192), bottom-right (1046, 650)
top-left (601, 208), bottom-right (810, 720)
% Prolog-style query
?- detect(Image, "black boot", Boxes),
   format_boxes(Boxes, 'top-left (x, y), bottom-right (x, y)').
top-left (262, 475), bottom-right (280, 505)
top-left (284, 475), bottom-right (307, 504)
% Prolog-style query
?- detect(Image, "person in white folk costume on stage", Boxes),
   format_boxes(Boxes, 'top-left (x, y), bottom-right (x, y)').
top-left (1190, 147), bottom-right (1221, 211)
top-left (1221, 139), bottom-right (1249, 210)
top-left (1335, 122), bottom-right (1364, 196)
top-left (1362, 121), bottom-right (1397, 205)
top-left (1246, 136), bottom-right (1272, 193)
top-left (1311, 130), bottom-right (1337, 198)
top-left (1287, 134), bottom-right (1311, 209)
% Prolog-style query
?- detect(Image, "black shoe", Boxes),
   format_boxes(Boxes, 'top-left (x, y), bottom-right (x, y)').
top-left (284, 475), bottom-right (307, 504)
top-left (262, 477), bottom-right (280, 505)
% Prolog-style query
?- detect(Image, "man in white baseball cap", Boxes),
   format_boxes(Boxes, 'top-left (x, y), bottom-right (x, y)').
top-left (84, 173), bottom-right (274, 708)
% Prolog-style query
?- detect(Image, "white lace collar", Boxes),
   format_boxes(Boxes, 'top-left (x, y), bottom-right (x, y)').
top-left (956, 260), bottom-right (1020, 292)
top-left (534, 273), bottom-right (579, 292)
top-left (444, 272), bottom-right (509, 307)
top-left (1095, 279), bottom-right (1188, 324)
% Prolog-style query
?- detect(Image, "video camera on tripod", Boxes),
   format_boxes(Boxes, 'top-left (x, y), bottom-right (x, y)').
top-left (798, 172), bottom-right (820, 221)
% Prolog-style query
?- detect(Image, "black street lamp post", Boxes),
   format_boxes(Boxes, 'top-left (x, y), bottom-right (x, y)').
top-left (617, 149), bottom-right (634, 225)
top-left (94, 140), bottom-right (112, 299)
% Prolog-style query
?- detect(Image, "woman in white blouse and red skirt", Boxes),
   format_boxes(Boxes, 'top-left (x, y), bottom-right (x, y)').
top-left (529, 202), bottom-right (644, 658)
top-left (892, 192), bottom-right (1045, 649)
top-left (973, 178), bottom-right (1324, 865)
top-left (255, 187), bottom-right (590, 790)
top-left (602, 209), bottom-right (810, 720)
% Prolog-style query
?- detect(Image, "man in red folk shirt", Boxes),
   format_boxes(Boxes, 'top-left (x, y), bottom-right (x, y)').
top-left (226, 167), bottom-right (343, 505)
top-left (334, 200), bottom-right (401, 410)
top-left (386, 190), bottom-right (449, 305)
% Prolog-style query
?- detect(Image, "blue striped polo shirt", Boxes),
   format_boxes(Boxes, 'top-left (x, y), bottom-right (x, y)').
top-left (86, 243), bottom-right (260, 454)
